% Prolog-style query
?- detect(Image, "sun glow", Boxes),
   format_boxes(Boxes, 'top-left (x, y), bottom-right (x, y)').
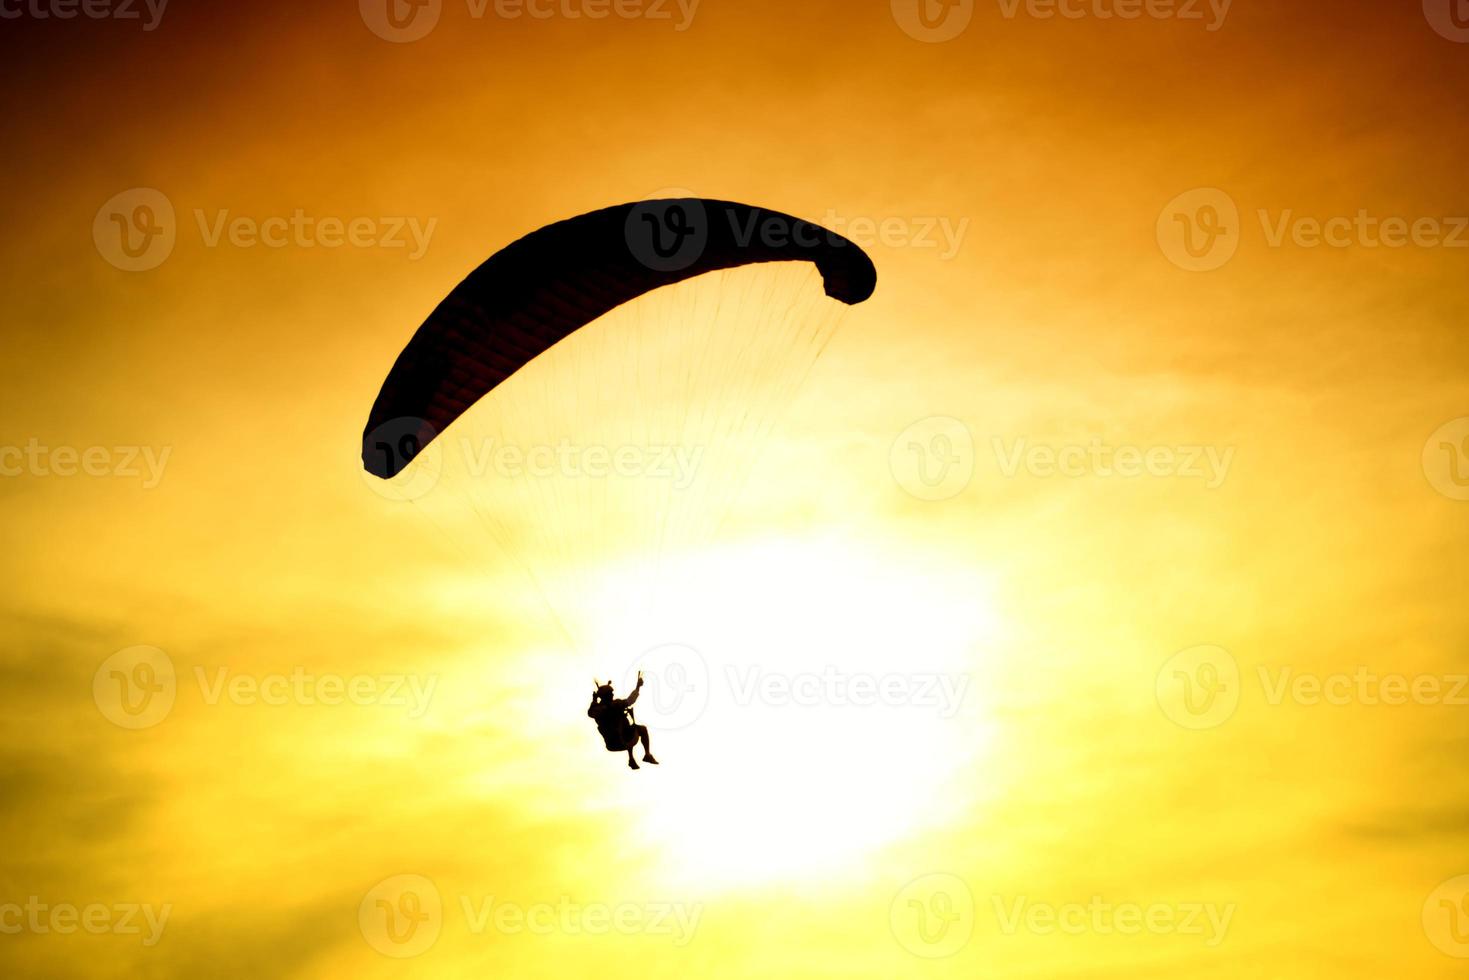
top-left (565, 534), bottom-right (1008, 889)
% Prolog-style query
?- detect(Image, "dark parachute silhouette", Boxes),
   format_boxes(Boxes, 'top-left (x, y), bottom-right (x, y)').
top-left (360, 198), bottom-right (876, 661)
top-left (362, 199), bottom-right (877, 480)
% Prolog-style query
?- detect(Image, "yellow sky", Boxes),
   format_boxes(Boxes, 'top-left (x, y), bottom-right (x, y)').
top-left (3, 0), bottom-right (1469, 976)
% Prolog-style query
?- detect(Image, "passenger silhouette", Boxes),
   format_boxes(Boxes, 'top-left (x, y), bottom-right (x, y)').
top-left (588, 673), bottom-right (659, 770)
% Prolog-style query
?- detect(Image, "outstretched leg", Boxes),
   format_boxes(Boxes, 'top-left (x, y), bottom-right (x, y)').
top-left (634, 724), bottom-right (658, 765)
top-left (625, 731), bottom-right (640, 769)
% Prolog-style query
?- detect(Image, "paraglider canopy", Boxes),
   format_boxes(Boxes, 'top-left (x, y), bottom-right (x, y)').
top-left (362, 199), bottom-right (877, 479)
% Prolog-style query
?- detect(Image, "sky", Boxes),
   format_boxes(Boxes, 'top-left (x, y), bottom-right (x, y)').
top-left (3, 0), bottom-right (1469, 976)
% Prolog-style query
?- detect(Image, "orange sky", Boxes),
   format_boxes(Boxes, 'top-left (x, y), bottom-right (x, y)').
top-left (3, 1), bottom-right (1469, 977)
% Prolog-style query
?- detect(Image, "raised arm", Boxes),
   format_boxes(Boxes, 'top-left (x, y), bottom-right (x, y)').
top-left (618, 673), bottom-right (645, 709)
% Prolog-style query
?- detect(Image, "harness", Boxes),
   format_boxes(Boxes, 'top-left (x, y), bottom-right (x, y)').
top-left (593, 699), bottom-right (635, 750)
